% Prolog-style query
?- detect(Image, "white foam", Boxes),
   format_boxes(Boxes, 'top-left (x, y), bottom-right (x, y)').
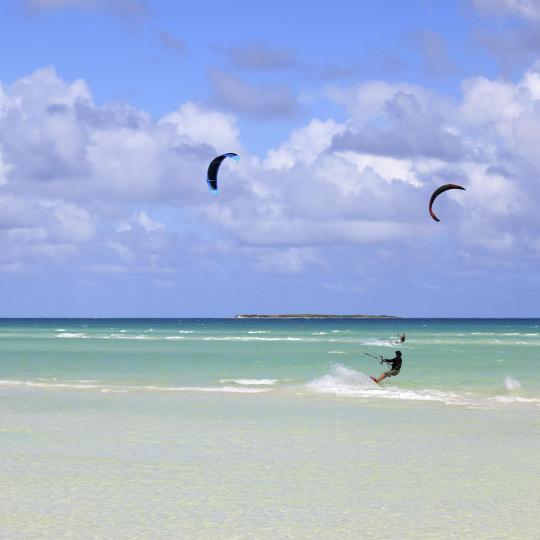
top-left (164, 336), bottom-right (186, 340)
top-left (504, 376), bottom-right (521, 391)
top-left (247, 330), bottom-right (270, 334)
top-left (361, 339), bottom-right (393, 347)
top-left (305, 365), bottom-right (539, 409)
top-left (328, 351), bottom-right (346, 354)
top-left (0, 380), bottom-right (100, 389)
top-left (0, 379), bottom-right (269, 394)
top-left (110, 334), bottom-right (149, 340)
top-left (491, 395), bottom-right (540, 404)
top-left (56, 332), bottom-right (88, 339)
top-left (177, 330), bottom-right (195, 334)
top-left (202, 336), bottom-right (305, 342)
top-left (470, 332), bottom-right (538, 337)
top-left (312, 332), bottom-right (330, 335)
top-left (219, 378), bottom-right (278, 386)
top-left (141, 385), bottom-right (269, 394)
top-left (307, 364), bottom-right (374, 393)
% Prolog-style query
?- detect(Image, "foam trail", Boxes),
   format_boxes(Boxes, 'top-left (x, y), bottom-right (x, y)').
top-left (305, 365), bottom-right (540, 408)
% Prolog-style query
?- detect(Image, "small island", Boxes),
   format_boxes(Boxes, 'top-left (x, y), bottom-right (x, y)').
top-left (235, 314), bottom-right (399, 319)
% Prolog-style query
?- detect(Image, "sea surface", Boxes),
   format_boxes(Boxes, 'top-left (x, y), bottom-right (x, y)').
top-left (1, 318), bottom-right (539, 539)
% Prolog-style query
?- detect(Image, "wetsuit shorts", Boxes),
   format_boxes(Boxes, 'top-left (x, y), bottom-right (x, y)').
top-left (384, 369), bottom-right (400, 377)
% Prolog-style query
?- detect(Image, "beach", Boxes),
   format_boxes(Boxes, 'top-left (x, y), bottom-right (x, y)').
top-left (1, 318), bottom-right (539, 538)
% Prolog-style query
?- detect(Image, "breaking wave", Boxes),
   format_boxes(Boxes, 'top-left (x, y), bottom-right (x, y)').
top-left (0, 379), bottom-right (269, 394)
top-left (361, 339), bottom-right (394, 347)
top-left (219, 378), bottom-right (279, 385)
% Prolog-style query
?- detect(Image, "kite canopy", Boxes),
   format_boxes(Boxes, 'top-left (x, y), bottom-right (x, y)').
top-left (206, 153), bottom-right (240, 195)
top-left (429, 183), bottom-right (465, 222)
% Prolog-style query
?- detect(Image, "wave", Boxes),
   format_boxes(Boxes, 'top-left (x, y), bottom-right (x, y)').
top-left (108, 335), bottom-right (148, 340)
top-left (470, 332), bottom-right (538, 337)
top-left (219, 378), bottom-right (279, 386)
top-left (247, 331), bottom-right (271, 334)
top-left (361, 339), bottom-right (394, 347)
top-left (201, 336), bottom-right (306, 342)
top-left (0, 379), bottom-right (269, 394)
top-left (328, 351), bottom-right (346, 354)
top-left (56, 332), bottom-right (89, 339)
top-left (305, 365), bottom-right (540, 408)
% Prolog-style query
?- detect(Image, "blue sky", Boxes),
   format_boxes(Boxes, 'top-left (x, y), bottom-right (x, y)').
top-left (1, 0), bottom-right (540, 316)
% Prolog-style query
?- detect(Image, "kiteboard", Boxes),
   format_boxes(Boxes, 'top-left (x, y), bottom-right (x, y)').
top-left (370, 376), bottom-right (378, 384)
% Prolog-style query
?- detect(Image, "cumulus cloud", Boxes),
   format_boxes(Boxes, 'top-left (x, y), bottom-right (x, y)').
top-left (208, 69), bottom-right (298, 119)
top-left (0, 68), bottom-right (240, 272)
top-left (1, 63), bottom-right (540, 303)
top-left (333, 91), bottom-right (465, 160)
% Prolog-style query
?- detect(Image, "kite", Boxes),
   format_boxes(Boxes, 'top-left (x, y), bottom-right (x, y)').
top-left (429, 184), bottom-right (465, 222)
top-left (206, 153), bottom-right (239, 195)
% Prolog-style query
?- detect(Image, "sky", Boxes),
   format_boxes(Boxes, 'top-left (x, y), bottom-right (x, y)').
top-left (1, 0), bottom-right (540, 317)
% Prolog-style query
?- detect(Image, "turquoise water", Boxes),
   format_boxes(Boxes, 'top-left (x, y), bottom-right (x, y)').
top-left (1, 319), bottom-right (539, 538)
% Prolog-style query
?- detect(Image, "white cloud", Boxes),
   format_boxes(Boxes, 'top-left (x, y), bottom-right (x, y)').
top-left (1, 63), bottom-right (540, 286)
top-left (161, 102), bottom-right (240, 151)
top-left (264, 119), bottom-right (346, 170)
top-left (136, 211), bottom-right (165, 233)
top-left (336, 152), bottom-right (424, 187)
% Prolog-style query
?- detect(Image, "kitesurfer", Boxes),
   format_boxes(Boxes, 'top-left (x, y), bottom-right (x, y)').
top-left (398, 333), bottom-right (406, 343)
top-left (371, 351), bottom-right (402, 384)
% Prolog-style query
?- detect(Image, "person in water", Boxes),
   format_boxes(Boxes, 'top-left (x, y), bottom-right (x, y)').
top-left (398, 333), bottom-right (406, 343)
top-left (371, 351), bottom-right (402, 383)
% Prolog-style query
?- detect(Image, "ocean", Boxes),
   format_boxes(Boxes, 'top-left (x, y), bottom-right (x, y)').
top-left (1, 318), bottom-right (539, 539)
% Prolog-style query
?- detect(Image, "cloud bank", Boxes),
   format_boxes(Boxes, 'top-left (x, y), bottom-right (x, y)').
top-left (1, 61), bottom-right (540, 314)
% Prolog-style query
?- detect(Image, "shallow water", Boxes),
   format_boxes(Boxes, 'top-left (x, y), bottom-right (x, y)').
top-left (1, 319), bottom-right (539, 538)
